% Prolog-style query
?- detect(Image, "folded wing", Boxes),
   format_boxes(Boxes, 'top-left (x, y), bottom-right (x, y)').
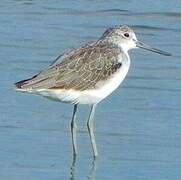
top-left (15, 43), bottom-right (124, 91)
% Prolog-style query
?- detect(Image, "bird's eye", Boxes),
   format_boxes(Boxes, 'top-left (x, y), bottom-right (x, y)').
top-left (124, 33), bottom-right (129, 38)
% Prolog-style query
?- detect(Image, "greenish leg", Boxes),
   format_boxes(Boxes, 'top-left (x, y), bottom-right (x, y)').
top-left (87, 104), bottom-right (98, 157)
top-left (71, 104), bottom-right (78, 156)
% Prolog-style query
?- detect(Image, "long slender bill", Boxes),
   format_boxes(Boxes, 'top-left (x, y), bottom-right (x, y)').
top-left (136, 41), bottom-right (172, 56)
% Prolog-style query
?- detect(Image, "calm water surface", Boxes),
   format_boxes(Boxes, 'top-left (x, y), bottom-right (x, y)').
top-left (1, 0), bottom-right (181, 179)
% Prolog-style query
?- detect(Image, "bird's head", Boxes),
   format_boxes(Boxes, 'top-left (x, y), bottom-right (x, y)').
top-left (99, 25), bottom-right (171, 56)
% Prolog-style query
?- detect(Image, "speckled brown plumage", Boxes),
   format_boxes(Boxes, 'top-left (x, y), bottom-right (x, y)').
top-left (16, 41), bottom-right (125, 91)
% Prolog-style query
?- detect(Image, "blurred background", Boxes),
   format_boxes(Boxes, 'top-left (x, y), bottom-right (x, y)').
top-left (0, 0), bottom-right (181, 179)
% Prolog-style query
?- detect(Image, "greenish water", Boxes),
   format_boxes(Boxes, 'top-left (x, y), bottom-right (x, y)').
top-left (1, 0), bottom-right (181, 179)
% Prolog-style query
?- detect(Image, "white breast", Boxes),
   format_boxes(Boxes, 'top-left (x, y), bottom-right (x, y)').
top-left (79, 55), bottom-right (131, 104)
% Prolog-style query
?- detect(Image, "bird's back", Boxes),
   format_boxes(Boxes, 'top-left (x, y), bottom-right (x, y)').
top-left (15, 42), bottom-right (127, 92)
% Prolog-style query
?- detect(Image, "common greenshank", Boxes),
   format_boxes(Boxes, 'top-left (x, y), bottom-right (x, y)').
top-left (15, 25), bottom-right (171, 157)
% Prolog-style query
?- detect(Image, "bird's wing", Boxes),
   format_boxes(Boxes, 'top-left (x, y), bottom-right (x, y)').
top-left (20, 43), bottom-right (125, 91)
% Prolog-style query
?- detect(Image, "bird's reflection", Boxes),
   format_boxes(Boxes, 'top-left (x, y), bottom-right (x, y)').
top-left (70, 155), bottom-right (76, 180)
top-left (87, 157), bottom-right (97, 180)
top-left (70, 155), bottom-right (97, 180)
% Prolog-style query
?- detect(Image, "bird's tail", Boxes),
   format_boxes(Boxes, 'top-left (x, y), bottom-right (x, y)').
top-left (15, 78), bottom-right (31, 92)
top-left (14, 75), bottom-right (38, 92)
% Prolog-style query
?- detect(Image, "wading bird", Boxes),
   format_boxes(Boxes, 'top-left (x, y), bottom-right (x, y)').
top-left (15, 25), bottom-right (171, 157)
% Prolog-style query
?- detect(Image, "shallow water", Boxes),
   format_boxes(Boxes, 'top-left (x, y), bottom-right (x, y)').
top-left (1, 0), bottom-right (181, 179)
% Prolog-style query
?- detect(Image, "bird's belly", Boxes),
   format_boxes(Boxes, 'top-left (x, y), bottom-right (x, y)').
top-left (34, 61), bottom-right (130, 104)
top-left (80, 62), bottom-right (130, 104)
